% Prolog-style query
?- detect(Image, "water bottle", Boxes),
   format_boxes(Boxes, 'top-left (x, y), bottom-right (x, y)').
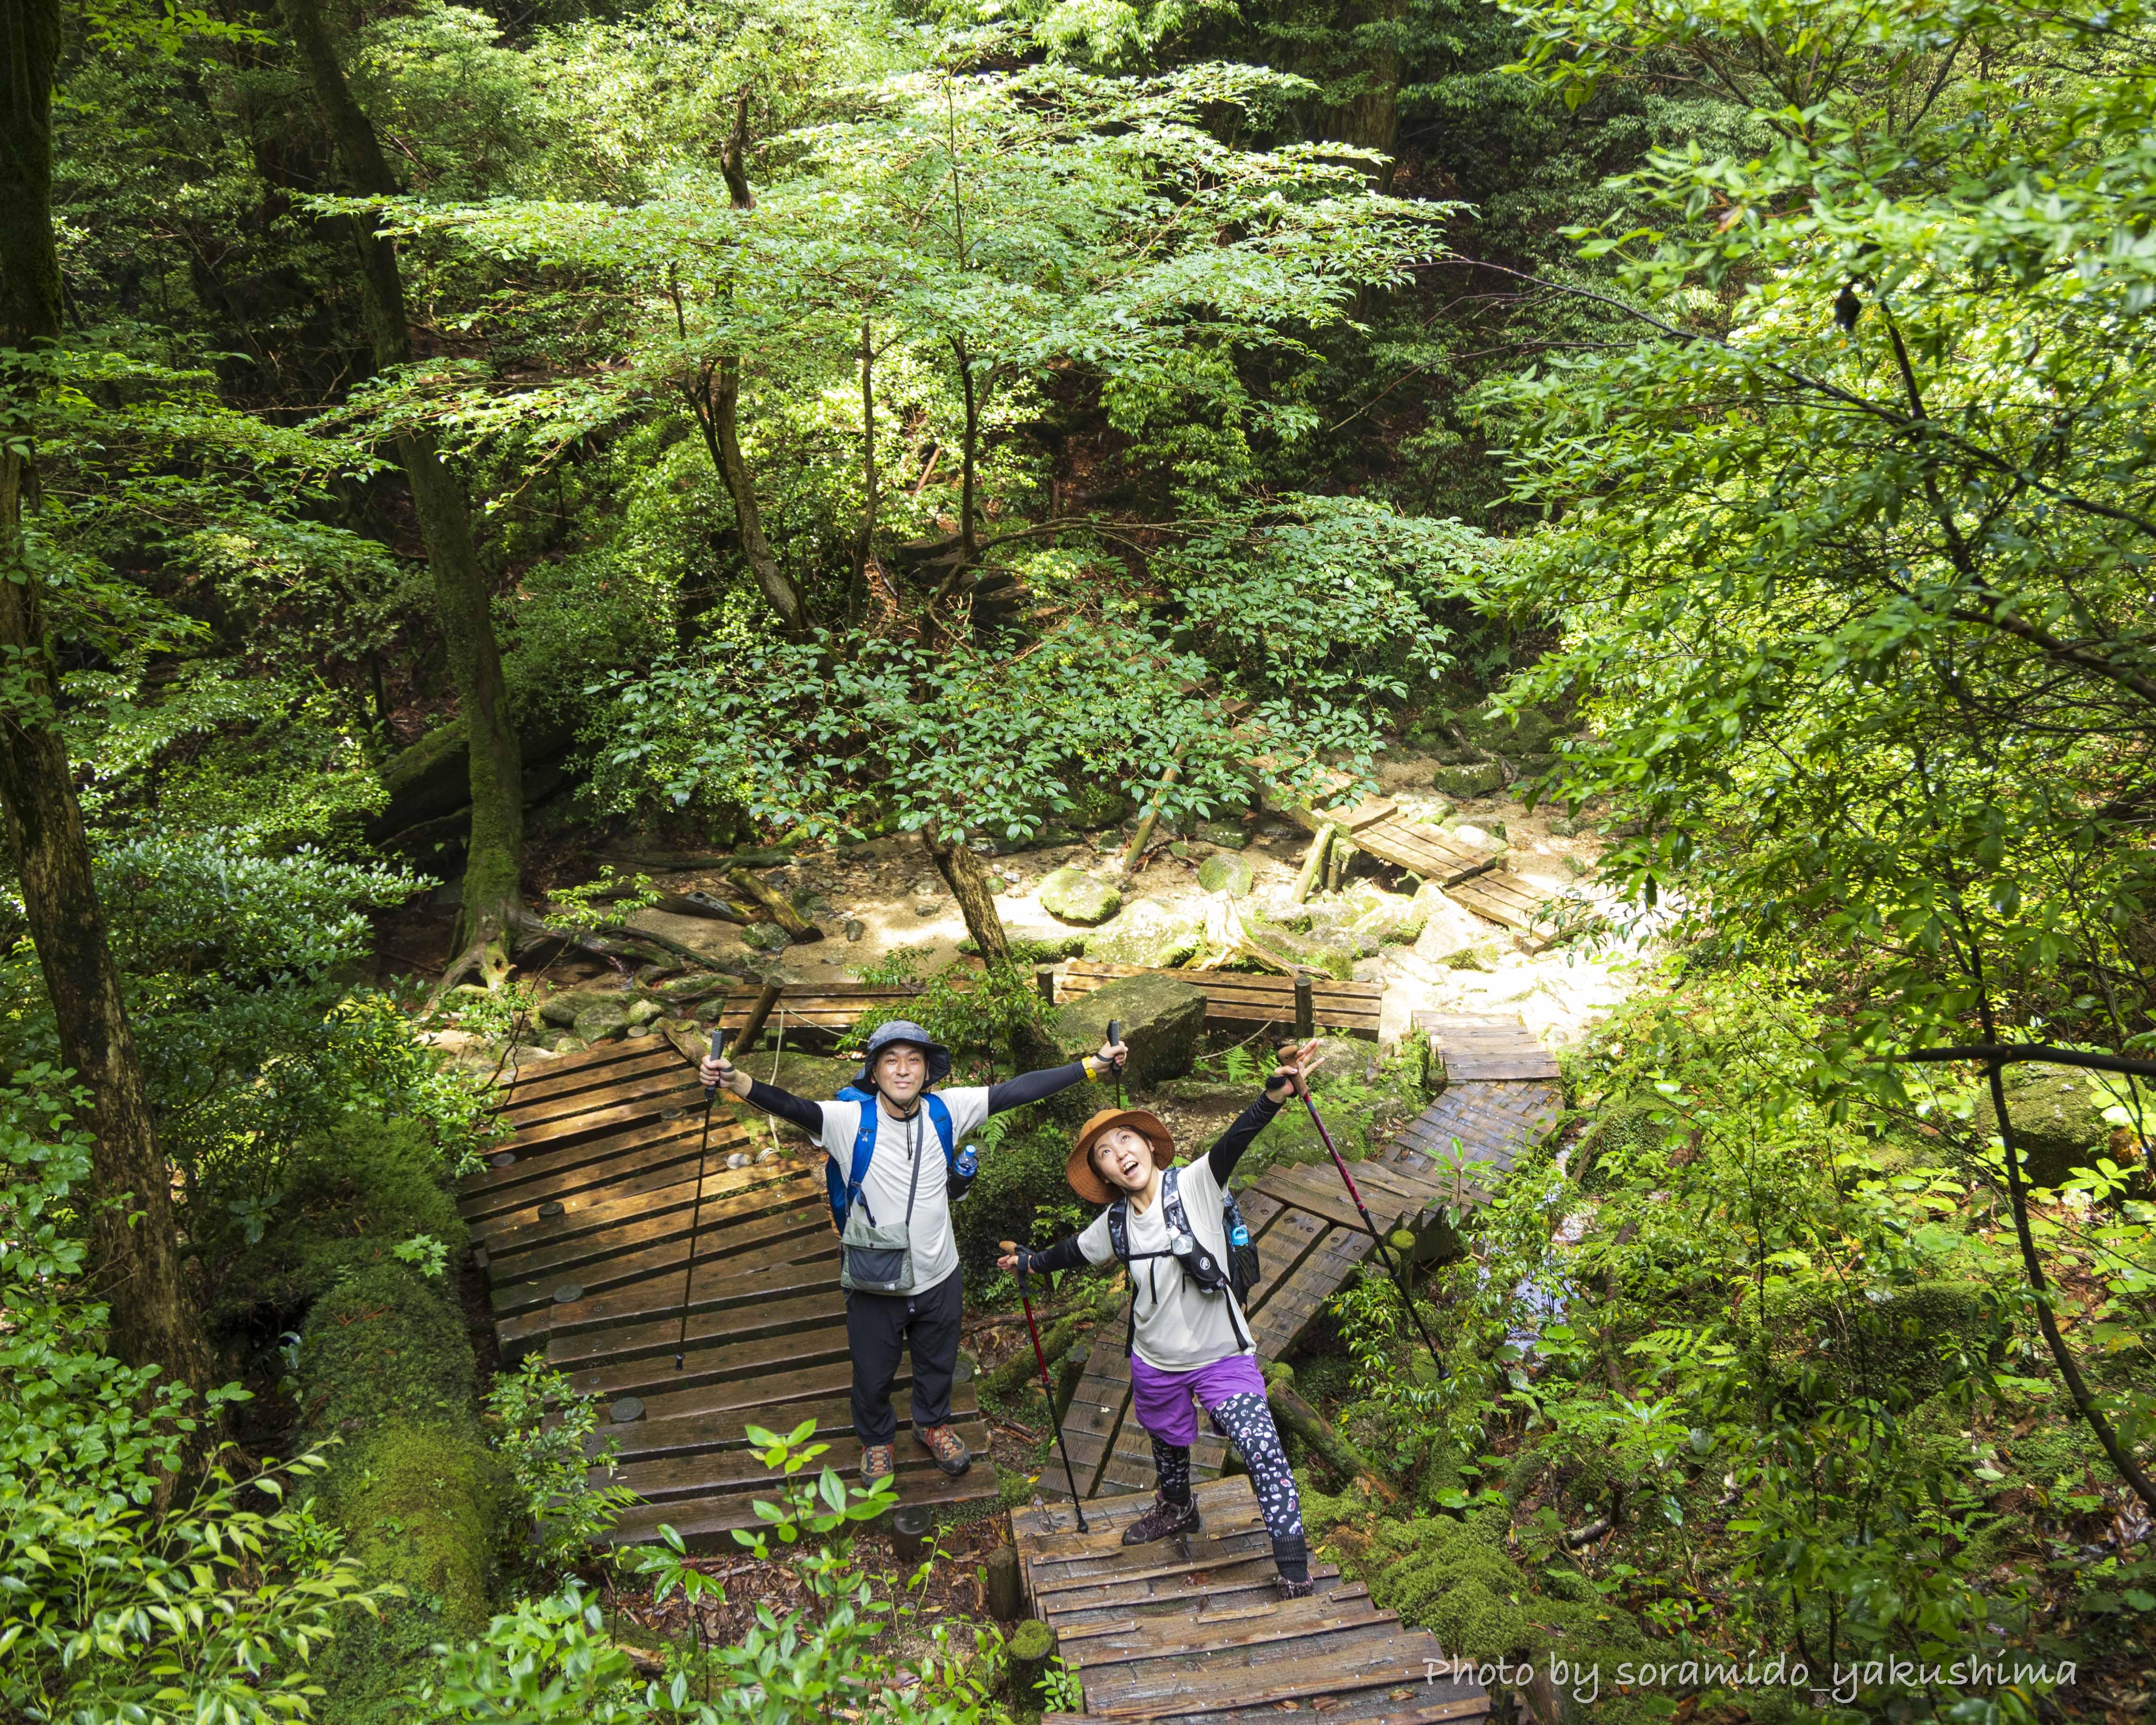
top-left (948, 1142), bottom-right (979, 1202)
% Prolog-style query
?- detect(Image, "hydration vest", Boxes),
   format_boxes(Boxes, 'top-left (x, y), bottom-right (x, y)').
top-left (1104, 1167), bottom-right (1261, 1354)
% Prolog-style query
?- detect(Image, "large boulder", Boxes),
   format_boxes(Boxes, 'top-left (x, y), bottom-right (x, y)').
top-left (1055, 973), bottom-right (1208, 1089)
top-left (1039, 866), bottom-right (1123, 926)
top-left (1251, 911), bottom-right (1362, 980)
top-left (539, 984), bottom-right (619, 1028)
top-left (1088, 898), bottom-right (1204, 967)
top-left (1335, 880), bottom-right (1419, 944)
top-left (1196, 819), bottom-right (1251, 851)
top-left (573, 999), bottom-right (631, 1043)
top-left (1414, 891), bottom-right (1498, 966)
top-left (2002, 1067), bottom-right (2134, 1188)
top-left (1197, 851), bottom-right (1256, 897)
top-left (1433, 760), bottom-right (1505, 799)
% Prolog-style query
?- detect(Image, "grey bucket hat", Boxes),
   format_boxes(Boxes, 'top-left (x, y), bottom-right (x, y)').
top-left (852, 1019), bottom-right (952, 1091)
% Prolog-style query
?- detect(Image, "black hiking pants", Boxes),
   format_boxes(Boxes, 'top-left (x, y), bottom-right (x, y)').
top-left (845, 1265), bottom-right (963, 1446)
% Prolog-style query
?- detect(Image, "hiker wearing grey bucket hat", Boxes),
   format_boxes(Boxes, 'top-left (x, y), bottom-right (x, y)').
top-left (702, 1014), bottom-right (1127, 1488)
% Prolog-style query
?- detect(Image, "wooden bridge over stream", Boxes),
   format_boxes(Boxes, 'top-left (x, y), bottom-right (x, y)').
top-left (454, 1007), bottom-right (1561, 1721)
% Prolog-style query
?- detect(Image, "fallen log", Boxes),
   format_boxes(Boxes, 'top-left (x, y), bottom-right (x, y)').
top-left (727, 868), bottom-right (822, 942)
top-left (1265, 1365), bottom-right (1397, 1503)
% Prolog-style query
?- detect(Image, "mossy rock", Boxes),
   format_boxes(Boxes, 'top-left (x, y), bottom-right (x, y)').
top-left (1313, 1500), bottom-right (1657, 1725)
top-left (1054, 972), bottom-right (1208, 1088)
top-left (539, 984), bottom-right (620, 1028)
top-left (1195, 819), bottom-right (1251, 850)
top-left (1196, 850), bottom-right (1255, 897)
top-left (1433, 760), bottom-right (1505, 799)
top-left (1759, 1278), bottom-right (2004, 1402)
top-left (2001, 1065), bottom-right (2134, 1188)
top-left (1087, 898), bottom-right (1204, 967)
top-left (756, 1051), bottom-right (861, 1100)
top-left (1038, 866), bottom-right (1122, 926)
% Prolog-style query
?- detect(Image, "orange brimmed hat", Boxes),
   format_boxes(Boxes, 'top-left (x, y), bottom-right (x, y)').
top-left (1067, 1107), bottom-right (1177, 1206)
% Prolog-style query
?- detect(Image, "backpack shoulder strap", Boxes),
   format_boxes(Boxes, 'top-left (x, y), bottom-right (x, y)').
top-left (1106, 1197), bottom-right (1130, 1263)
top-left (1158, 1167), bottom-right (1189, 1237)
top-left (923, 1093), bottom-right (956, 1167)
top-left (824, 1096), bottom-right (879, 1232)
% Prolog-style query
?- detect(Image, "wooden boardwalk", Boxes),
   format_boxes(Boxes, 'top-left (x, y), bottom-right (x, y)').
top-left (455, 1036), bottom-right (1002, 1548)
top-left (455, 1009), bottom-right (1558, 1716)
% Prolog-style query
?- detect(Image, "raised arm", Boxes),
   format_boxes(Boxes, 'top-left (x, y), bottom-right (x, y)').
top-left (984, 1035), bottom-right (1130, 1115)
top-left (697, 1050), bottom-right (824, 1134)
top-left (1205, 1046), bottom-right (1310, 1183)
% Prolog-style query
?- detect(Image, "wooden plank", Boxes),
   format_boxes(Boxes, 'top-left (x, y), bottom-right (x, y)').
top-left (484, 1170), bottom-right (824, 1296)
top-left (564, 1322), bottom-right (855, 1403)
top-left (1036, 1560), bottom-right (1347, 1621)
top-left (498, 1042), bottom-right (684, 1108)
top-left (1417, 1012), bottom-right (1561, 1084)
top-left (1080, 1632), bottom-right (1464, 1717)
top-left (1447, 870), bottom-right (1559, 947)
top-left (456, 1116), bottom-right (750, 1219)
top-left (600, 1386), bottom-right (978, 1475)
top-left (548, 1288), bottom-right (843, 1373)
top-left (1054, 963), bottom-right (1381, 1037)
top-left (469, 1134), bottom-right (791, 1244)
top-left (1353, 819), bottom-right (1497, 889)
top-left (1068, 1597), bottom-right (1394, 1669)
top-left (1254, 1164), bottom-right (1409, 1237)
top-left (488, 1192), bottom-right (834, 1318)
top-left (1049, 1577), bottom-right (1365, 1633)
top-left (496, 1063), bottom-right (707, 1134)
top-left (502, 1237), bottom-right (838, 1358)
top-left (622, 1352), bottom-right (873, 1428)
top-left (478, 1153), bottom-right (808, 1264)
top-left (602, 1430), bottom-right (1000, 1551)
top-left (1078, 1619), bottom-right (1410, 1699)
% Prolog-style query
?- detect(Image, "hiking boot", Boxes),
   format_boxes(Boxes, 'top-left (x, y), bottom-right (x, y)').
top-left (860, 1443), bottom-right (895, 1488)
top-left (1121, 1494), bottom-right (1201, 1546)
top-left (914, 1422), bottom-right (971, 1476)
top-left (1275, 1572), bottom-right (1315, 1601)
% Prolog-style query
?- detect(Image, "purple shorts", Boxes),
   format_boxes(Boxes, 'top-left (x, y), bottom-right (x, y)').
top-left (1128, 1351), bottom-right (1267, 1447)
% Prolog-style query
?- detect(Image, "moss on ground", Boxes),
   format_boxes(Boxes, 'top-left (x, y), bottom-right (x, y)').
top-left (217, 1116), bottom-right (469, 1329)
top-left (296, 1261), bottom-right (508, 1724)
top-left (1306, 1489), bottom-right (1662, 1725)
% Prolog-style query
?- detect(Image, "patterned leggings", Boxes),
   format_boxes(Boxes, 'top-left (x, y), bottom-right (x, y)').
top-left (1151, 1392), bottom-right (1307, 1578)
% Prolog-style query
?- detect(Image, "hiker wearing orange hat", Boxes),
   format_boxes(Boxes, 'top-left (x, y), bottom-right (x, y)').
top-left (997, 1042), bottom-right (1315, 1599)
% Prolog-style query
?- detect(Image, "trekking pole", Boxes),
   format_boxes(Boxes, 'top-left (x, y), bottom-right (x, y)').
top-left (1287, 1051), bottom-right (1448, 1378)
top-left (1106, 1019), bottom-right (1123, 1108)
top-left (675, 1028), bottom-right (725, 1371)
top-left (1003, 1241), bottom-right (1089, 1532)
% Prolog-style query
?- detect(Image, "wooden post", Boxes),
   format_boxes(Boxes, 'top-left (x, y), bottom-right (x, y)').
top-left (1006, 1618), bottom-right (1059, 1703)
top-left (1290, 823), bottom-right (1330, 904)
top-left (1294, 974), bottom-right (1314, 1042)
top-left (732, 981), bottom-right (783, 1055)
top-left (984, 1544), bottom-right (1025, 1620)
top-left (1035, 964), bottom-right (1058, 1007)
top-left (1324, 827), bottom-right (1352, 893)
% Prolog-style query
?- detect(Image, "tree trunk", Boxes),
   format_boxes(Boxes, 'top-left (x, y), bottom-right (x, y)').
top-left (674, 98), bottom-right (806, 634)
top-left (953, 335), bottom-right (979, 559)
top-left (281, 0), bottom-right (524, 979)
top-left (921, 824), bottom-right (1009, 961)
top-left (1316, 0), bottom-right (1408, 189)
top-left (0, 0), bottom-right (210, 1395)
top-left (850, 316), bottom-right (877, 623)
top-left (708, 357), bottom-right (805, 630)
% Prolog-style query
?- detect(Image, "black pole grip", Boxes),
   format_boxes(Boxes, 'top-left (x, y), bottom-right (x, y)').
top-left (705, 1027), bottom-right (727, 1098)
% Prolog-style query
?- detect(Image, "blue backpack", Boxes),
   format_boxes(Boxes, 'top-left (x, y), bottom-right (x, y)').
top-left (823, 1088), bottom-right (976, 1232)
